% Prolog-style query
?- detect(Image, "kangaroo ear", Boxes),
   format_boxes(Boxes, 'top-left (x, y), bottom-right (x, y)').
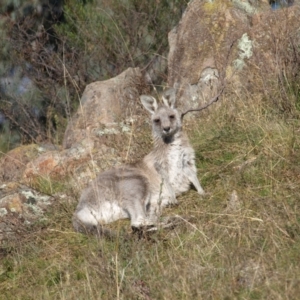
top-left (140, 95), bottom-right (158, 114)
top-left (162, 88), bottom-right (176, 108)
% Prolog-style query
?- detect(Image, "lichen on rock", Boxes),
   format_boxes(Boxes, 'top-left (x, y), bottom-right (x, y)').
top-left (233, 33), bottom-right (253, 70)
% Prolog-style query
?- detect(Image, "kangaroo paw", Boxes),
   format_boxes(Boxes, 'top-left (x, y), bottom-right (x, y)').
top-left (131, 225), bottom-right (158, 239)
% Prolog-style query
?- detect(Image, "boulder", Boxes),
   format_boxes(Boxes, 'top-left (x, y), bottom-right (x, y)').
top-left (63, 67), bottom-right (149, 149)
top-left (0, 68), bottom-right (149, 192)
top-left (167, 0), bottom-right (300, 111)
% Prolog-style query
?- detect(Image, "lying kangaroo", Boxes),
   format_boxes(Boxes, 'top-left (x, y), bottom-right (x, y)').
top-left (73, 88), bottom-right (205, 236)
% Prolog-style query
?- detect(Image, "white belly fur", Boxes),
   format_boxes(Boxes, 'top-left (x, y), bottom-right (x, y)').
top-left (167, 142), bottom-right (194, 195)
top-left (77, 201), bottom-right (128, 225)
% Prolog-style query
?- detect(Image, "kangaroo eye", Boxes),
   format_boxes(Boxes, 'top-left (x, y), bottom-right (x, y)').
top-left (154, 118), bottom-right (160, 123)
top-left (169, 115), bottom-right (175, 119)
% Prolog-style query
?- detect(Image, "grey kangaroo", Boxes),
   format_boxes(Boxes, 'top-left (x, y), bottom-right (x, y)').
top-left (73, 88), bottom-right (205, 236)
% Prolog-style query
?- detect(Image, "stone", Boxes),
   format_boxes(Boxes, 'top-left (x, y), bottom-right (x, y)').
top-left (63, 67), bottom-right (149, 149)
top-left (167, 0), bottom-right (300, 112)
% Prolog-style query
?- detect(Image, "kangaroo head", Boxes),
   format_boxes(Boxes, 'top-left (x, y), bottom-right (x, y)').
top-left (140, 88), bottom-right (181, 141)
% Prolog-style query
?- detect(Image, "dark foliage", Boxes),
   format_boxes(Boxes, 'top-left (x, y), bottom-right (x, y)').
top-left (0, 0), bottom-right (185, 149)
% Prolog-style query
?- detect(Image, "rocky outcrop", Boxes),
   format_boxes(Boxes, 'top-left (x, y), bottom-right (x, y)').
top-left (168, 0), bottom-right (300, 111)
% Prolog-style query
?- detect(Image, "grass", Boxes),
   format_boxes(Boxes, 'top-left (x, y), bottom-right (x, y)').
top-left (1, 91), bottom-right (300, 299)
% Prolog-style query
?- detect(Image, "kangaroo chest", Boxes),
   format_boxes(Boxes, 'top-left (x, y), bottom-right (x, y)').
top-left (166, 141), bottom-right (194, 194)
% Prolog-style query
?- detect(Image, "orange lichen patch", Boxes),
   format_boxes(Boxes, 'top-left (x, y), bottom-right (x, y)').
top-left (23, 145), bottom-right (92, 183)
top-left (35, 153), bottom-right (60, 174)
top-left (24, 152), bottom-right (61, 178)
top-left (0, 193), bottom-right (24, 214)
top-left (7, 194), bottom-right (24, 214)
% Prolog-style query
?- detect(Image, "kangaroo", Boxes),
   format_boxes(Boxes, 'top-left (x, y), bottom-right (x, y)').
top-left (73, 88), bottom-right (205, 237)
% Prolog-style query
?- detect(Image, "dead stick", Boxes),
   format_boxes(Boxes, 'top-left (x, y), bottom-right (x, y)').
top-left (181, 85), bottom-right (226, 120)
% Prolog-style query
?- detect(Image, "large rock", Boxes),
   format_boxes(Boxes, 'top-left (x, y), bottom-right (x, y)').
top-left (168, 0), bottom-right (300, 111)
top-left (63, 67), bottom-right (149, 149)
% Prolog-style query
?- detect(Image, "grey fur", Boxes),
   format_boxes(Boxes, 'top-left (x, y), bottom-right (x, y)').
top-left (73, 88), bottom-right (205, 236)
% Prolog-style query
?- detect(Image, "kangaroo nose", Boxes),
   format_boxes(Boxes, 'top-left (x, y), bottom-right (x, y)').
top-left (164, 127), bottom-right (170, 132)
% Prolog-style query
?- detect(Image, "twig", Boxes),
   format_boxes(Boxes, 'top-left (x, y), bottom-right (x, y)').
top-left (181, 85), bottom-right (226, 120)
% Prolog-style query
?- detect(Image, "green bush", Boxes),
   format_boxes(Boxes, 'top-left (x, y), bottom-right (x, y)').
top-left (58, 0), bottom-right (185, 81)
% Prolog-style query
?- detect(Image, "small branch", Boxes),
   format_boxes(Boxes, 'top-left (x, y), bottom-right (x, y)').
top-left (181, 85), bottom-right (226, 120)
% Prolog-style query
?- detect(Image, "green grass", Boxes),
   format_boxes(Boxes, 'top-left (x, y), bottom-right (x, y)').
top-left (1, 94), bottom-right (300, 299)
top-left (28, 176), bottom-right (69, 196)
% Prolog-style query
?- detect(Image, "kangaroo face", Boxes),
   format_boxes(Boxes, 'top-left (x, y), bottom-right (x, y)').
top-left (140, 90), bottom-right (182, 141)
top-left (152, 106), bottom-right (181, 138)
